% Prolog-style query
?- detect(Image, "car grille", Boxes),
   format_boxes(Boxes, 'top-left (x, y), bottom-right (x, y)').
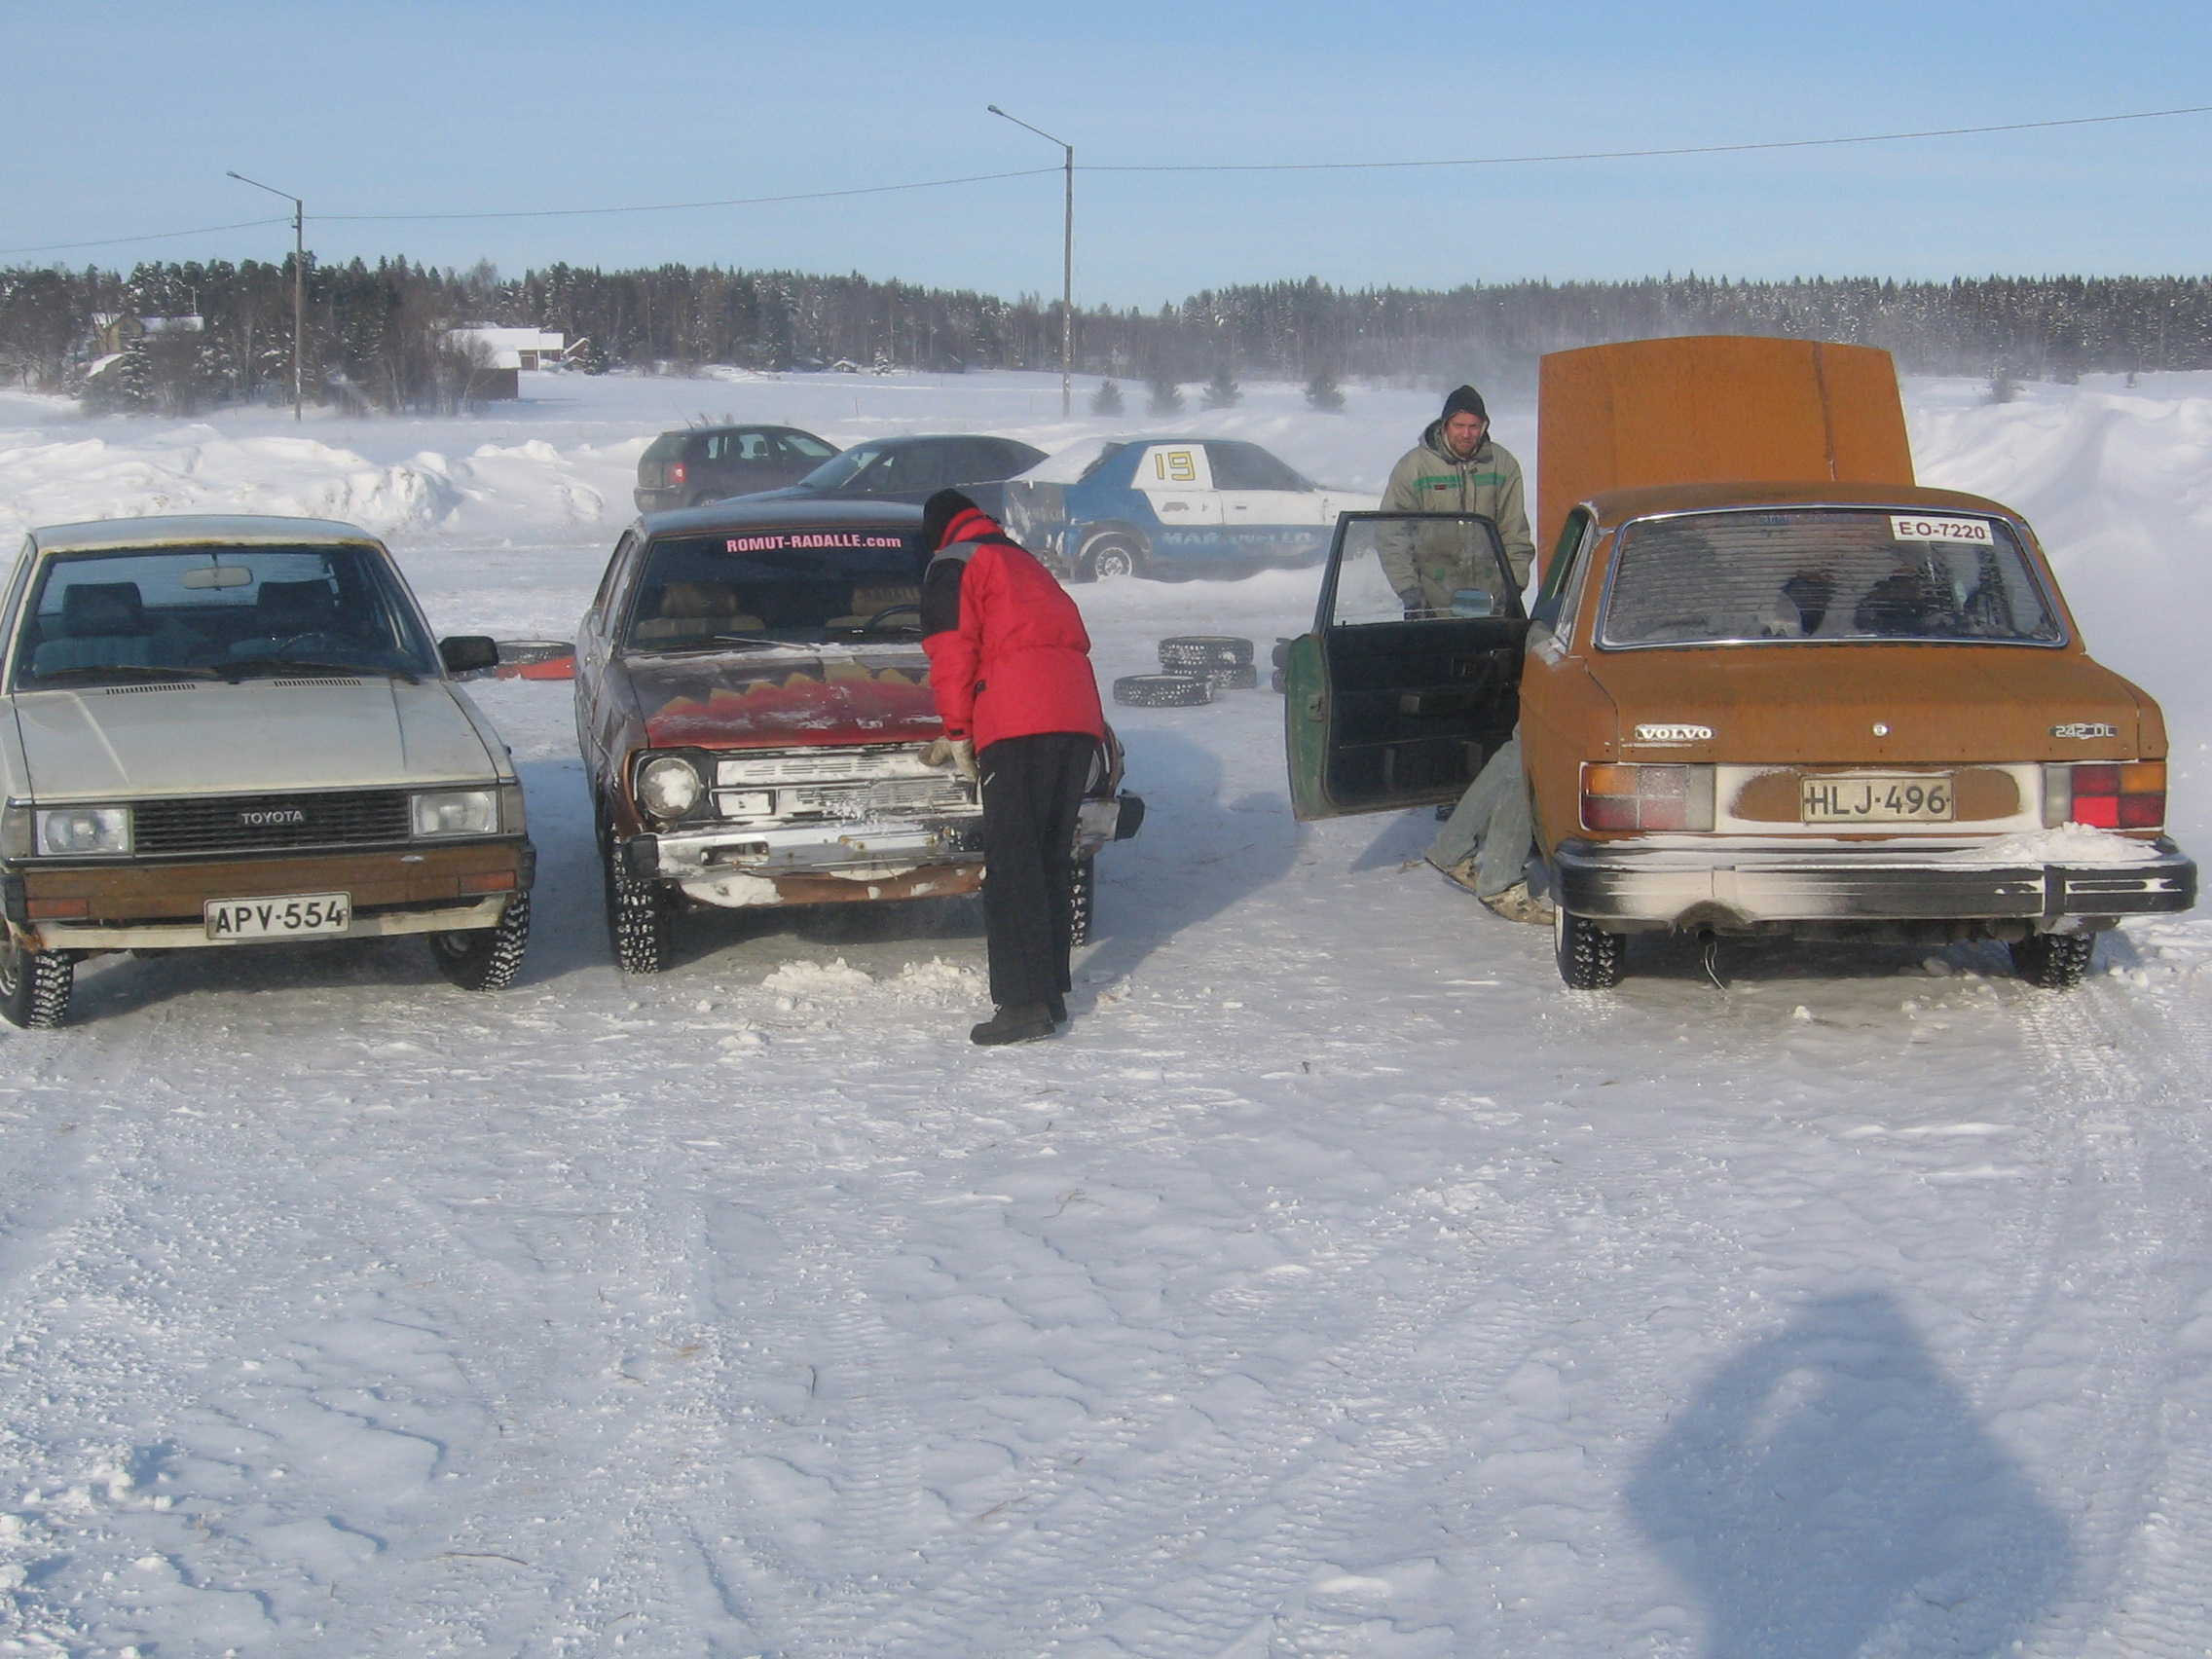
top-left (134, 790), bottom-right (413, 855)
top-left (716, 747), bottom-right (932, 786)
top-left (780, 777), bottom-right (977, 818)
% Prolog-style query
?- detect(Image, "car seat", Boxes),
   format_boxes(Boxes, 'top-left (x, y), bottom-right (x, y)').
top-left (632, 580), bottom-right (766, 644)
top-left (228, 577), bottom-right (350, 661)
top-left (31, 581), bottom-right (156, 675)
top-left (828, 583), bottom-right (923, 629)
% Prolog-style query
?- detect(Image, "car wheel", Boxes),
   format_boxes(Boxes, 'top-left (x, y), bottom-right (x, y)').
top-left (426, 892), bottom-right (531, 991)
top-left (1081, 532), bottom-right (1147, 581)
top-left (2010, 931), bottom-right (2096, 989)
top-left (1553, 906), bottom-right (1624, 989)
top-left (1068, 858), bottom-right (1095, 946)
top-left (1112, 673), bottom-right (1213, 709)
top-left (601, 808), bottom-right (671, 975)
top-left (0, 932), bottom-right (73, 1028)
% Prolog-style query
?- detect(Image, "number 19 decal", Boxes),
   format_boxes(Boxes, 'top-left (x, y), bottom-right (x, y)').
top-left (1152, 449), bottom-right (1198, 483)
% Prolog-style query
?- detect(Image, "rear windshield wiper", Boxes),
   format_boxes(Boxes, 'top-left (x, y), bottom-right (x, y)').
top-left (23, 662), bottom-right (225, 685)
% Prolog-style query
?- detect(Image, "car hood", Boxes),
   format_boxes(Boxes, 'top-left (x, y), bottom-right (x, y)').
top-left (626, 647), bottom-right (942, 748)
top-left (1593, 645), bottom-right (2155, 762)
top-left (13, 678), bottom-right (500, 799)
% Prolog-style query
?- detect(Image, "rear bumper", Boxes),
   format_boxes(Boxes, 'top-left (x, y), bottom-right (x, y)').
top-left (4, 838), bottom-right (534, 949)
top-left (1552, 836), bottom-right (2196, 932)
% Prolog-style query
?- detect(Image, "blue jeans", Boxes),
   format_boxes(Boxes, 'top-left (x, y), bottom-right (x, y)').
top-left (1426, 730), bottom-right (1533, 899)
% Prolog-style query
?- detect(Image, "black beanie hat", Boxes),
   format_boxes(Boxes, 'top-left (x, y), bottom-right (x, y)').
top-left (921, 487), bottom-right (979, 548)
top-left (1442, 385), bottom-right (1488, 424)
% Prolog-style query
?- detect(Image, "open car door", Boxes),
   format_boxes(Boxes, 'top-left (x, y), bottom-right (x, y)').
top-left (1285, 512), bottom-right (1528, 821)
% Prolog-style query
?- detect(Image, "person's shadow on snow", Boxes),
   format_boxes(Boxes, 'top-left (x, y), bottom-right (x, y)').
top-left (1075, 726), bottom-right (1302, 1001)
top-left (1627, 1290), bottom-right (2071, 1659)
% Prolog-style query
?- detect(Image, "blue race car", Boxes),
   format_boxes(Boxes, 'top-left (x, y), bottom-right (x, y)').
top-left (1001, 437), bottom-right (1362, 580)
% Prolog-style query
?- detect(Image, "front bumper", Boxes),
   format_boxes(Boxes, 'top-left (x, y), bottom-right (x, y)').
top-left (4, 838), bottom-right (534, 950)
top-left (628, 817), bottom-right (985, 907)
top-left (1552, 836), bottom-right (2196, 932)
top-left (627, 792), bottom-right (1143, 909)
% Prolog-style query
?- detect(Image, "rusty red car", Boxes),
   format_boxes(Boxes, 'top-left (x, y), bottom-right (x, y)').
top-left (573, 499), bottom-right (1139, 973)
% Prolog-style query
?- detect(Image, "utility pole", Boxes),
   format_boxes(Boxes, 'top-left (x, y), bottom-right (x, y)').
top-left (986, 105), bottom-right (1074, 419)
top-left (227, 170), bottom-right (306, 422)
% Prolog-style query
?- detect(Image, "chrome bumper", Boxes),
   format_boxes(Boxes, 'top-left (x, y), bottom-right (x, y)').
top-left (628, 793), bottom-right (1142, 907)
top-left (1552, 836), bottom-right (2197, 931)
top-left (631, 817), bottom-right (984, 884)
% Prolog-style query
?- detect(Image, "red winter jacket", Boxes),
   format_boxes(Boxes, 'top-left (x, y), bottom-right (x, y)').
top-left (920, 506), bottom-right (1106, 754)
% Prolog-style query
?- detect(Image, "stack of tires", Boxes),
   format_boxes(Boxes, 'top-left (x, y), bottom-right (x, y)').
top-left (1112, 635), bottom-right (1257, 708)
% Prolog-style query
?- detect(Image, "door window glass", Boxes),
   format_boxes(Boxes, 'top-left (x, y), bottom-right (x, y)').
top-left (1210, 442), bottom-right (1307, 492)
top-left (1332, 514), bottom-right (1515, 626)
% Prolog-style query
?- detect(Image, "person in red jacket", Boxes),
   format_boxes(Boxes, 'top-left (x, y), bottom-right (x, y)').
top-left (918, 488), bottom-right (1108, 1045)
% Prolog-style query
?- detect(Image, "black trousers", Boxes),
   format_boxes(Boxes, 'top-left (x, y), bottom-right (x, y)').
top-left (978, 732), bottom-right (1095, 1008)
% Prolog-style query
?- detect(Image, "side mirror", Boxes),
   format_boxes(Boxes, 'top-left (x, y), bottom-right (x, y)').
top-left (439, 635), bottom-right (498, 675)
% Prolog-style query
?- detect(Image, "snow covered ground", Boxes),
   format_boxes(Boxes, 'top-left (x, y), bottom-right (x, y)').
top-left (1, 365), bottom-right (2209, 1658)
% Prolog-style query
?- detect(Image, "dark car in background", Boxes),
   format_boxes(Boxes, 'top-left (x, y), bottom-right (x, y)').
top-left (730, 434), bottom-right (1047, 510)
top-left (634, 424), bottom-right (840, 512)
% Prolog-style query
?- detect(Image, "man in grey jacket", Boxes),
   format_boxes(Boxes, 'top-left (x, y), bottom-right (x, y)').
top-left (1384, 386), bottom-right (1549, 922)
top-left (1378, 385), bottom-right (1535, 609)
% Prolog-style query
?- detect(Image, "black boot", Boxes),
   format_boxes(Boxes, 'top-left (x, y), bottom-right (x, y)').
top-left (971, 1002), bottom-right (1055, 1046)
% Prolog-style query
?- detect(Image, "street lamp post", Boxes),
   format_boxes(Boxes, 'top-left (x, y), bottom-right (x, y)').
top-left (227, 170), bottom-right (306, 423)
top-left (985, 105), bottom-right (1073, 420)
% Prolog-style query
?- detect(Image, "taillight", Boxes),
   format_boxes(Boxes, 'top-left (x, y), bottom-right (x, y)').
top-left (1581, 763), bottom-right (1714, 831)
top-left (669, 461), bottom-right (687, 485)
top-left (2047, 760), bottom-right (2165, 830)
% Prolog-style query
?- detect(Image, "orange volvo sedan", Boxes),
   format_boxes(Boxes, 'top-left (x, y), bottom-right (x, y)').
top-left (1286, 337), bottom-right (2194, 988)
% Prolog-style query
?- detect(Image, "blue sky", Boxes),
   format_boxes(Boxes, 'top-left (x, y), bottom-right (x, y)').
top-left (8, 0), bottom-right (2209, 307)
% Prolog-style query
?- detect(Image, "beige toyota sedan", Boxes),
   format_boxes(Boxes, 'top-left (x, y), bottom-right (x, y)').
top-left (0, 515), bottom-right (534, 1026)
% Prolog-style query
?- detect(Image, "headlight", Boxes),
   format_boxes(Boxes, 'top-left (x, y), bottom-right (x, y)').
top-left (412, 788), bottom-right (499, 838)
top-left (34, 806), bottom-right (132, 856)
top-left (636, 754), bottom-right (704, 822)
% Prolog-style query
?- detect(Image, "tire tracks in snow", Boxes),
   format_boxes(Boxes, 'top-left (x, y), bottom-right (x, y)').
top-left (845, 1064), bottom-right (1722, 1659)
top-left (1986, 975), bottom-right (2212, 1659)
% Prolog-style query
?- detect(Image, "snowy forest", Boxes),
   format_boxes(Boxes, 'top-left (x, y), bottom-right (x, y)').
top-left (6, 253), bottom-right (2211, 415)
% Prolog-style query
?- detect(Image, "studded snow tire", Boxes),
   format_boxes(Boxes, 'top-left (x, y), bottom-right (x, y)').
top-left (1158, 634), bottom-right (1255, 674)
top-left (1553, 906), bottom-right (1625, 990)
top-left (2010, 931), bottom-right (2096, 989)
top-left (1113, 673), bottom-right (1213, 709)
top-left (1068, 858), bottom-right (1096, 946)
top-left (428, 892), bottom-right (532, 990)
top-left (0, 935), bottom-right (73, 1029)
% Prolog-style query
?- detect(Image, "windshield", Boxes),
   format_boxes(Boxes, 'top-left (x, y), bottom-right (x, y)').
top-left (1599, 508), bottom-right (2065, 648)
top-left (794, 443), bottom-right (889, 492)
top-left (13, 543), bottom-right (441, 687)
top-left (622, 528), bottom-right (931, 651)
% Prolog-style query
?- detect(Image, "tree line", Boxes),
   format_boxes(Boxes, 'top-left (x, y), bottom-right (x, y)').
top-left (5, 254), bottom-right (2209, 414)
